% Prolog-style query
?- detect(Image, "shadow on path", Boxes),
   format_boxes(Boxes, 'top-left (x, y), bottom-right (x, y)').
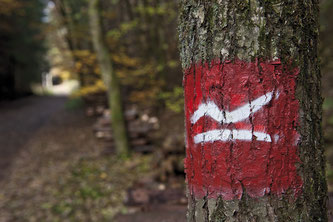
top-left (0, 96), bottom-right (67, 180)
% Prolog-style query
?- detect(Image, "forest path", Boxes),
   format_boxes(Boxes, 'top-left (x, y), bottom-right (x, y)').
top-left (0, 96), bottom-right (187, 221)
top-left (0, 96), bottom-right (68, 180)
top-left (0, 95), bottom-right (103, 221)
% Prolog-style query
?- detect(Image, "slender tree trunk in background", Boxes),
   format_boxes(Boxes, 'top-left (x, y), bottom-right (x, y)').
top-left (89, 0), bottom-right (130, 158)
top-left (179, 1), bottom-right (327, 221)
top-left (62, 0), bottom-right (78, 50)
top-left (53, 0), bottom-right (86, 87)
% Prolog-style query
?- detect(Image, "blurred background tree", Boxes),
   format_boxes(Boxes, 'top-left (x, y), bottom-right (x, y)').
top-left (89, 0), bottom-right (130, 157)
top-left (321, 0), bottom-right (333, 190)
top-left (48, 0), bottom-right (182, 108)
top-left (47, 0), bottom-right (185, 173)
top-left (0, 0), bottom-right (46, 99)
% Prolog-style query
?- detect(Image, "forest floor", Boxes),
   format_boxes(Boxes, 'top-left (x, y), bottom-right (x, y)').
top-left (0, 95), bottom-right (186, 222)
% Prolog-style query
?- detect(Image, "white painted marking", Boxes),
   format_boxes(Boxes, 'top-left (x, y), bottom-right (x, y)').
top-left (191, 91), bottom-right (274, 124)
top-left (191, 90), bottom-right (277, 144)
top-left (194, 129), bottom-right (272, 144)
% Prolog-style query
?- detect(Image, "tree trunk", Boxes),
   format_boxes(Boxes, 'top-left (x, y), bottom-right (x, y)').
top-left (53, 0), bottom-right (86, 87)
top-left (89, 0), bottom-right (130, 157)
top-left (179, 1), bottom-right (327, 221)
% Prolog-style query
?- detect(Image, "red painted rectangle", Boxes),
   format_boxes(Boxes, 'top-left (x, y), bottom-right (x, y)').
top-left (184, 59), bottom-right (302, 200)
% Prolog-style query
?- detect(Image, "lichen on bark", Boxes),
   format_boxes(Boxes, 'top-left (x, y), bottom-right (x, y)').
top-left (179, 0), bottom-right (307, 68)
top-left (179, 0), bottom-right (327, 221)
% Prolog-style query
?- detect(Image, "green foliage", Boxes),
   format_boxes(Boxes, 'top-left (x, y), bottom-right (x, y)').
top-left (107, 20), bottom-right (138, 40)
top-left (65, 97), bottom-right (85, 110)
top-left (135, 3), bottom-right (177, 19)
top-left (323, 98), bottom-right (333, 125)
top-left (159, 87), bottom-right (184, 113)
top-left (323, 97), bottom-right (333, 111)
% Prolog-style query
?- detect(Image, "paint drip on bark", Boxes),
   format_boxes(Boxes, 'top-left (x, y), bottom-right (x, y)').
top-left (184, 59), bottom-right (303, 200)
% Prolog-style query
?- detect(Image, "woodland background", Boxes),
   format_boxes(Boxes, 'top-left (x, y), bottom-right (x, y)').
top-left (0, 0), bottom-right (332, 221)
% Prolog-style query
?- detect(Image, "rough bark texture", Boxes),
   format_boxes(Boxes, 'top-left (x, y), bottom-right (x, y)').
top-left (178, 1), bottom-right (327, 221)
top-left (89, 0), bottom-right (130, 157)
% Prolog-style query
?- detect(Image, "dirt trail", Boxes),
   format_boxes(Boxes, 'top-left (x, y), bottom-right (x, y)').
top-left (0, 96), bottom-right (187, 222)
top-left (0, 96), bottom-right (67, 180)
top-left (0, 95), bottom-right (102, 221)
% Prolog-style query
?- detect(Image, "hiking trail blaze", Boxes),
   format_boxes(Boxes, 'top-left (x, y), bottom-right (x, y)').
top-left (184, 60), bottom-right (303, 200)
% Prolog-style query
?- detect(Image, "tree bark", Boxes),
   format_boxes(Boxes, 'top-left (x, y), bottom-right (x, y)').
top-left (179, 1), bottom-right (327, 221)
top-left (89, 0), bottom-right (130, 157)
